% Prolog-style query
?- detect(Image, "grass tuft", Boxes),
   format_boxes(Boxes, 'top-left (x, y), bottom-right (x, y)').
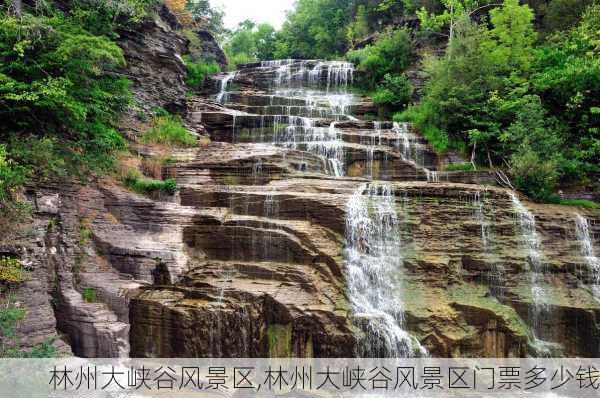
top-left (124, 170), bottom-right (177, 196)
top-left (141, 115), bottom-right (196, 147)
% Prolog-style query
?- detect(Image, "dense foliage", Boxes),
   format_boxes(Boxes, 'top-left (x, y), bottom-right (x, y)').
top-left (347, 29), bottom-right (414, 88)
top-left (185, 56), bottom-right (220, 89)
top-left (142, 113), bottom-right (197, 147)
top-left (223, 20), bottom-right (278, 68)
top-left (399, 0), bottom-right (599, 200)
top-left (273, 0), bottom-right (441, 59)
top-left (274, 0), bottom-right (353, 59)
top-left (0, 1), bottom-right (162, 203)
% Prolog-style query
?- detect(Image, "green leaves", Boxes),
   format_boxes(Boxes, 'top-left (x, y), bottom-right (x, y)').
top-left (0, 2), bottom-right (138, 205)
top-left (141, 114), bottom-right (197, 147)
top-left (347, 29), bottom-right (413, 89)
top-left (274, 0), bottom-right (353, 59)
top-left (404, 0), bottom-right (599, 201)
top-left (224, 22), bottom-right (278, 68)
top-left (488, 0), bottom-right (536, 71)
top-left (185, 57), bottom-right (220, 89)
top-left (373, 73), bottom-right (413, 109)
top-left (0, 145), bottom-right (26, 202)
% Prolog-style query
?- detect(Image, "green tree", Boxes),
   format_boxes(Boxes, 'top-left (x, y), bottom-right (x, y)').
top-left (542, 0), bottom-right (594, 33)
top-left (347, 29), bottom-right (414, 88)
top-left (274, 0), bottom-right (353, 59)
top-left (373, 73), bottom-right (413, 110)
top-left (347, 5), bottom-right (370, 47)
top-left (487, 0), bottom-right (537, 71)
top-left (531, 3), bottom-right (600, 182)
top-left (224, 20), bottom-right (278, 67)
top-left (0, 1), bottom-right (163, 213)
top-left (402, 0), bottom-right (598, 201)
top-left (255, 23), bottom-right (277, 61)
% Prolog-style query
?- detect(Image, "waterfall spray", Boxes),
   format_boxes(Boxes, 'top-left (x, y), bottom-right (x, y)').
top-left (345, 183), bottom-right (427, 357)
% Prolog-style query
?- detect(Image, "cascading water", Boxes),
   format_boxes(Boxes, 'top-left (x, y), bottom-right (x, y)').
top-left (473, 191), bottom-right (490, 251)
top-left (509, 192), bottom-right (554, 355)
top-left (392, 122), bottom-right (439, 182)
top-left (246, 60), bottom-right (355, 176)
top-left (345, 183), bottom-right (427, 357)
top-left (393, 122), bottom-right (411, 160)
top-left (365, 122), bottom-right (384, 179)
top-left (575, 214), bottom-right (600, 300)
top-left (309, 61), bottom-right (354, 90)
top-left (473, 192), bottom-right (505, 296)
top-left (216, 72), bottom-right (237, 103)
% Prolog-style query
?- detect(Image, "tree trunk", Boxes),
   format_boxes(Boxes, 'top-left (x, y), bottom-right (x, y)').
top-left (470, 142), bottom-right (477, 171)
top-left (11, 0), bottom-right (23, 17)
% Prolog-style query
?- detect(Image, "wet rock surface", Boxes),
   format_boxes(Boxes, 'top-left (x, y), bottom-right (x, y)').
top-left (6, 59), bottom-right (599, 359)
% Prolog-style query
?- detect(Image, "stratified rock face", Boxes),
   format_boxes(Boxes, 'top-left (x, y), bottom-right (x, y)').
top-left (0, 191), bottom-right (71, 355)
top-left (8, 59), bottom-right (599, 359)
top-left (118, 5), bottom-right (189, 115)
top-left (126, 60), bottom-right (599, 358)
top-left (193, 30), bottom-right (228, 70)
top-left (117, 5), bottom-right (227, 122)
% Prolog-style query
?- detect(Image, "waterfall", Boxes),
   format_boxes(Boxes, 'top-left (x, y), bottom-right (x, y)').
top-left (366, 122), bottom-right (384, 179)
top-left (216, 72), bottom-right (237, 103)
top-left (309, 61), bottom-right (354, 89)
top-left (261, 59), bottom-right (294, 67)
top-left (425, 169), bottom-right (439, 183)
top-left (473, 191), bottom-right (490, 251)
top-left (575, 214), bottom-right (600, 299)
top-left (473, 191), bottom-right (505, 296)
top-left (392, 122), bottom-right (438, 182)
top-left (510, 192), bottom-right (551, 352)
top-left (273, 116), bottom-right (345, 177)
top-left (326, 93), bottom-right (354, 118)
top-left (345, 183), bottom-right (427, 357)
top-left (393, 122), bottom-right (411, 160)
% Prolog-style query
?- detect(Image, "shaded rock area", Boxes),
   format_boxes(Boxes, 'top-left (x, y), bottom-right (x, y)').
top-left (5, 57), bottom-right (599, 359)
top-left (117, 5), bottom-right (227, 135)
top-left (118, 5), bottom-right (189, 116)
top-left (192, 30), bottom-right (228, 69)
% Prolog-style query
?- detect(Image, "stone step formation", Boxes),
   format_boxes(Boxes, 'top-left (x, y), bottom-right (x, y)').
top-left (47, 59), bottom-right (600, 359)
top-left (130, 59), bottom-right (599, 358)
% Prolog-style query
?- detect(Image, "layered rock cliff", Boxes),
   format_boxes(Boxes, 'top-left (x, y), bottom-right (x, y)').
top-left (2, 38), bottom-right (598, 358)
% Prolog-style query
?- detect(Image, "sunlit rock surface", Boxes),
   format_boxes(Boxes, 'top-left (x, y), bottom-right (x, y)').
top-left (5, 59), bottom-right (599, 358)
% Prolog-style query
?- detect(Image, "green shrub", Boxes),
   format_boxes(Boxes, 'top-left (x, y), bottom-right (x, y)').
top-left (445, 163), bottom-right (476, 172)
top-left (395, 105), bottom-right (450, 153)
top-left (557, 199), bottom-right (600, 210)
top-left (185, 56), bottom-right (220, 90)
top-left (124, 170), bottom-right (178, 196)
top-left (372, 73), bottom-right (413, 110)
top-left (82, 288), bottom-right (96, 303)
top-left (0, 7), bottom-right (132, 197)
top-left (0, 297), bottom-right (59, 358)
top-left (0, 257), bottom-right (25, 284)
top-left (141, 115), bottom-right (197, 147)
top-left (17, 339), bottom-right (60, 358)
top-left (347, 29), bottom-right (413, 88)
top-left (0, 145), bottom-right (26, 203)
top-left (0, 302), bottom-right (25, 339)
top-left (71, 0), bottom-right (160, 36)
top-left (226, 52), bottom-right (256, 70)
top-left (511, 149), bottom-right (560, 202)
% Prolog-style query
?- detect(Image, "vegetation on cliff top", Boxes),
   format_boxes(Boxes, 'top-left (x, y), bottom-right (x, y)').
top-left (0, 0), bottom-right (203, 215)
top-left (225, 0), bottom-right (597, 203)
top-left (399, 0), bottom-right (599, 201)
top-left (0, 0), bottom-right (156, 205)
top-left (0, 0), bottom-right (598, 208)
